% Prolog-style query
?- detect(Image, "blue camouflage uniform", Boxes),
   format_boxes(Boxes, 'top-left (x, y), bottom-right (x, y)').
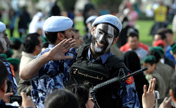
top-left (0, 55), bottom-right (17, 94)
top-left (30, 44), bottom-right (75, 108)
top-left (88, 49), bottom-right (140, 107)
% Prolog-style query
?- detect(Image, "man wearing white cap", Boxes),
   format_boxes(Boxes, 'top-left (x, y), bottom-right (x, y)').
top-left (69, 14), bottom-right (140, 108)
top-left (0, 22), bottom-right (18, 94)
top-left (20, 16), bottom-right (75, 107)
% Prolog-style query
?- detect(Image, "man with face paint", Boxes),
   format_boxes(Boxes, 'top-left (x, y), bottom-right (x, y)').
top-left (69, 15), bottom-right (140, 108)
top-left (84, 15), bottom-right (123, 58)
top-left (0, 22), bottom-right (18, 95)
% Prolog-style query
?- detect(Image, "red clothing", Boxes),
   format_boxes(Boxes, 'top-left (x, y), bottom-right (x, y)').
top-left (120, 42), bottom-right (149, 52)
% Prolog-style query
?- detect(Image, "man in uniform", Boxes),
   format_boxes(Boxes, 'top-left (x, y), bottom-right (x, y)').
top-left (69, 14), bottom-right (140, 108)
top-left (0, 22), bottom-right (17, 94)
top-left (20, 16), bottom-right (76, 107)
top-left (20, 15), bottom-right (139, 108)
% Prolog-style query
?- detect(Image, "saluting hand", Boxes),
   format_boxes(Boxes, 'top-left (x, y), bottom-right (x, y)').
top-left (142, 78), bottom-right (156, 108)
top-left (47, 38), bottom-right (76, 61)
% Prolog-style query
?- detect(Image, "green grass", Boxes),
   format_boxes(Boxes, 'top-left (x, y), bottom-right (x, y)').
top-left (136, 20), bottom-right (154, 46)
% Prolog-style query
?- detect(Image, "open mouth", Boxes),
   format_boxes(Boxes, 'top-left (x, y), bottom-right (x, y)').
top-left (96, 41), bottom-right (104, 47)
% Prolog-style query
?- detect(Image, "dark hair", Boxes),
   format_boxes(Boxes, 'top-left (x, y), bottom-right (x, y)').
top-left (127, 27), bottom-right (139, 35)
top-left (10, 38), bottom-right (22, 50)
top-left (42, 42), bottom-right (49, 49)
top-left (157, 28), bottom-right (173, 35)
top-left (66, 84), bottom-right (89, 108)
top-left (165, 28), bottom-right (173, 34)
top-left (156, 32), bottom-right (166, 40)
top-left (23, 33), bottom-right (40, 53)
top-left (45, 31), bottom-right (65, 44)
top-left (147, 50), bottom-right (161, 63)
top-left (0, 61), bottom-right (9, 88)
top-left (6, 79), bottom-right (14, 93)
top-left (72, 29), bottom-right (79, 33)
top-left (45, 89), bottom-right (79, 108)
top-left (170, 72), bottom-right (176, 99)
top-left (127, 32), bottom-right (139, 39)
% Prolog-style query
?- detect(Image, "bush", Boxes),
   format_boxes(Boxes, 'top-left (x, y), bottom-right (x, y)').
top-left (92, 0), bottom-right (123, 13)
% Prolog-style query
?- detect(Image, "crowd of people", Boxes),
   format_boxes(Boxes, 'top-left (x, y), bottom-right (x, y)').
top-left (0, 0), bottom-right (176, 108)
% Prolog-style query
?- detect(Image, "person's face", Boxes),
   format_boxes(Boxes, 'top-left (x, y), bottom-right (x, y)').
top-left (153, 34), bottom-right (161, 45)
top-left (128, 36), bottom-right (139, 50)
top-left (74, 31), bottom-right (84, 48)
top-left (0, 31), bottom-right (10, 53)
top-left (37, 28), bottom-right (43, 36)
top-left (90, 24), bottom-right (116, 55)
top-left (142, 63), bottom-right (155, 74)
top-left (166, 33), bottom-right (173, 45)
top-left (36, 36), bottom-right (43, 55)
top-left (63, 27), bottom-right (75, 39)
top-left (85, 93), bottom-right (94, 108)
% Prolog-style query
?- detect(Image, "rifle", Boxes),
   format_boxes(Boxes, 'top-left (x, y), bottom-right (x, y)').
top-left (90, 67), bottom-right (148, 108)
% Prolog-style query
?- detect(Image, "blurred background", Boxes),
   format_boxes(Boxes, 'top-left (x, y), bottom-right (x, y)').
top-left (0, 0), bottom-right (175, 46)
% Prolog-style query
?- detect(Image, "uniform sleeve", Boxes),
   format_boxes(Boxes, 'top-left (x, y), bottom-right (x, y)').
top-left (30, 60), bottom-right (64, 80)
top-left (3, 62), bottom-right (18, 95)
top-left (120, 77), bottom-right (140, 108)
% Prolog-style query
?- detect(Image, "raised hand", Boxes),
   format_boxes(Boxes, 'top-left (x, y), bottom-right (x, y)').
top-left (20, 38), bottom-right (76, 80)
top-left (47, 38), bottom-right (76, 61)
top-left (159, 97), bottom-right (172, 108)
top-left (142, 78), bottom-right (156, 108)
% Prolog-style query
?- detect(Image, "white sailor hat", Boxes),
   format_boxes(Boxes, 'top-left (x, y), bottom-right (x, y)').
top-left (86, 16), bottom-right (97, 24)
top-left (0, 22), bottom-right (6, 32)
top-left (92, 14), bottom-right (122, 32)
top-left (43, 16), bottom-right (73, 32)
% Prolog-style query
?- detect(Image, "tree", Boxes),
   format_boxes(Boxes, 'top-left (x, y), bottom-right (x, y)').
top-left (59, 0), bottom-right (77, 11)
top-left (92, 0), bottom-right (123, 13)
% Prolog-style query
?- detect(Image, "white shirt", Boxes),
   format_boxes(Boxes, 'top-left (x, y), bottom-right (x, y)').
top-left (20, 51), bottom-right (35, 71)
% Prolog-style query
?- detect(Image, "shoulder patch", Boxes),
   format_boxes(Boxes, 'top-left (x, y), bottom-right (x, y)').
top-left (10, 64), bottom-right (15, 77)
top-left (126, 73), bottom-right (133, 84)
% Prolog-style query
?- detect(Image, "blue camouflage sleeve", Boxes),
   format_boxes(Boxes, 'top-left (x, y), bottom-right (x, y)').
top-left (120, 76), bottom-right (140, 108)
top-left (31, 60), bottom-right (64, 80)
top-left (30, 48), bottom-right (75, 81)
top-left (3, 62), bottom-right (17, 94)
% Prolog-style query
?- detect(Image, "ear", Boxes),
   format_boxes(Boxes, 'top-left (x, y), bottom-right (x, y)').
top-left (170, 89), bottom-right (176, 102)
top-left (0, 80), bottom-right (6, 93)
top-left (35, 45), bottom-right (40, 51)
top-left (113, 37), bottom-right (119, 45)
top-left (91, 27), bottom-right (96, 36)
top-left (57, 32), bottom-right (65, 41)
top-left (152, 64), bottom-right (156, 68)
